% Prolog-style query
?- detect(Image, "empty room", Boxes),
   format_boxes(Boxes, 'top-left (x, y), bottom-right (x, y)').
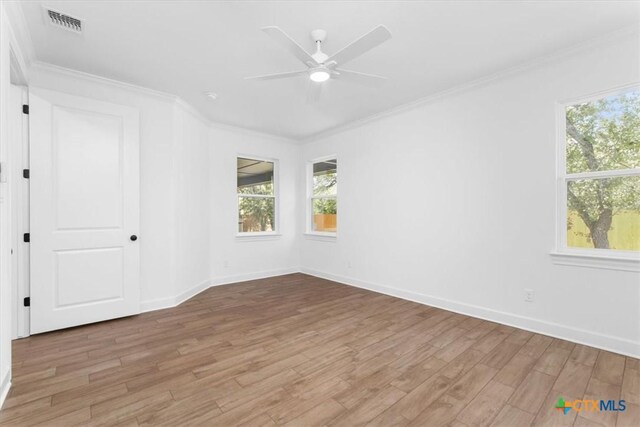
top-left (0, 0), bottom-right (639, 425)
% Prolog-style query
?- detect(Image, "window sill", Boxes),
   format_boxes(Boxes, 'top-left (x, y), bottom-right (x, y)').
top-left (550, 251), bottom-right (640, 272)
top-left (304, 232), bottom-right (337, 242)
top-left (235, 233), bottom-right (281, 242)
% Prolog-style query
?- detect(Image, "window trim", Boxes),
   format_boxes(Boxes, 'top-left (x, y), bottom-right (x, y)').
top-left (552, 84), bottom-right (640, 270)
top-left (236, 154), bottom-right (279, 238)
top-left (307, 155), bottom-right (338, 238)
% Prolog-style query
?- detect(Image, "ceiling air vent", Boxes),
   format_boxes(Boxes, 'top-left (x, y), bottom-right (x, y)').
top-left (47, 9), bottom-right (82, 33)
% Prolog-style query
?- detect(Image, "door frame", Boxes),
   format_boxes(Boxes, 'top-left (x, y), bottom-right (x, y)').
top-left (8, 42), bottom-right (30, 340)
top-left (9, 83), bottom-right (30, 339)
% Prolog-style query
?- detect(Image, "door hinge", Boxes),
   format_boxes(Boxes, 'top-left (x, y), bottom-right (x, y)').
top-left (23, 233), bottom-right (30, 243)
top-left (23, 169), bottom-right (29, 179)
top-left (22, 104), bottom-right (29, 114)
top-left (23, 297), bottom-right (30, 307)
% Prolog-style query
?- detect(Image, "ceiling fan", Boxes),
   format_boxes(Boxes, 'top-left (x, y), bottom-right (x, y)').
top-left (245, 25), bottom-right (392, 102)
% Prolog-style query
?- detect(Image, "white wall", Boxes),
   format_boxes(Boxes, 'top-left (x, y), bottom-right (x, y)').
top-left (300, 30), bottom-right (640, 357)
top-left (172, 106), bottom-right (211, 300)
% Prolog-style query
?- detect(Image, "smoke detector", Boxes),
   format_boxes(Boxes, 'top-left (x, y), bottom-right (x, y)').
top-left (44, 8), bottom-right (82, 34)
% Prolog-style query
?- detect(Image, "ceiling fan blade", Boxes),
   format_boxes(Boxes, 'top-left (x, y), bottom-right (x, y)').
top-left (306, 81), bottom-right (323, 104)
top-left (261, 26), bottom-right (319, 67)
top-left (245, 70), bottom-right (308, 81)
top-left (326, 25), bottom-right (391, 66)
top-left (334, 68), bottom-right (387, 87)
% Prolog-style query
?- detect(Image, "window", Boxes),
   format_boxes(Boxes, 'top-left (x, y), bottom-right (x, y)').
top-left (237, 157), bottom-right (277, 234)
top-left (557, 87), bottom-right (639, 257)
top-left (309, 158), bottom-right (337, 234)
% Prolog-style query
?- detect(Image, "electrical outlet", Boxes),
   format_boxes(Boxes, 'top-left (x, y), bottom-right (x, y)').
top-left (347, 261), bottom-right (352, 269)
top-left (223, 260), bottom-right (229, 268)
top-left (524, 289), bottom-right (535, 302)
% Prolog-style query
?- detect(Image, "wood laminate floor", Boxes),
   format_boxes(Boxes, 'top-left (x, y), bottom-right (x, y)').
top-left (1, 273), bottom-right (638, 426)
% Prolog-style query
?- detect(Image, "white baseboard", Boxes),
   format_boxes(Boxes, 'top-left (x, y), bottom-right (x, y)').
top-left (140, 294), bottom-right (179, 313)
top-left (140, 267), bottom-right (300, 313)
top-left (140, 278), bottom-right (212, 313)
top-left (301, 268), bottom-right (640, 358)
top-left (212, 267), bottom-right (300, 287)
top-left (140, 296), bottom-right (176, 313)
top-left (0, 371), bottom-right (11, 409)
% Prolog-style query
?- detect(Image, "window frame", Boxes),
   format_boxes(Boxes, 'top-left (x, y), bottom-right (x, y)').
top-left (236, 155), bottom-right (280, 238)
top-left (552, 84), bottom-right (640, 271)
top-left (306, 155), bottom-right (338, 238)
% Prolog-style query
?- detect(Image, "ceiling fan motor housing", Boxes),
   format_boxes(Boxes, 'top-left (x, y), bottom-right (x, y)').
top-left (310, 29), bottom-right (329, 64)
top-left (310, 29), bottom-right (327, 43)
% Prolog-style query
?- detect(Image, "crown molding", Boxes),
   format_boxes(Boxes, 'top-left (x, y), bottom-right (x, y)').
top-left (3, 1), bottom-right (31, 84)
top-left (174, 97), bottom-right (215, 128)
top-left (29, 61), bottom-right (297, 144)
top-left (174, 97), bottom-right (297, 145)
top-left (301, 25), bottom-right (640, 144)
top-left (3, 1), bottom-right (35, 66)
top-left (30, 61), bottom-right (179, 101)
top-left (209, 119), bottom-right (299, 145)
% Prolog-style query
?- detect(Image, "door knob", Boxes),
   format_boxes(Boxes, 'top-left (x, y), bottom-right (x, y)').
top-left (130, 235), bottom-right (138, 241)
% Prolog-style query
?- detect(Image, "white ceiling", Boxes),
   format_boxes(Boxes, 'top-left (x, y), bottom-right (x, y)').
top-left (18, 1), bottom-right (640, 140)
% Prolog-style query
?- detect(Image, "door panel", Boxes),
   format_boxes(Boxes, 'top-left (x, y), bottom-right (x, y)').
top-left (55, 247), bottom-right (124, 307)
top-left (30, 88), bottom-right (140, 334)
top-left (54, 107), bottom-right (123, 230)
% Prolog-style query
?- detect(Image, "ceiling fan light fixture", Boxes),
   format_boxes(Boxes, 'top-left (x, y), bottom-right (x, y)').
top-left (309, 69), bottom-right (330, 83)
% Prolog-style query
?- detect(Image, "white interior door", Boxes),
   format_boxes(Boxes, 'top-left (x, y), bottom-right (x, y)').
top-left (29, 88), bottom-right (140, 334)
